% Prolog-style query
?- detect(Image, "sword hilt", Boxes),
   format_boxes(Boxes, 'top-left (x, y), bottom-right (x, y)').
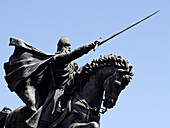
top-left (93, 37), bottom-right (102, 51)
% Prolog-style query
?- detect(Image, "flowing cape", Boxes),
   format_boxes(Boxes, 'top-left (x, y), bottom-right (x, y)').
top-left (4, 38), bottom-right (55, 107)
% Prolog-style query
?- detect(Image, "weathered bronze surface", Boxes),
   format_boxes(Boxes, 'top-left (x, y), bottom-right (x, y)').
top-left (1, 36), bottom-right (133, 128)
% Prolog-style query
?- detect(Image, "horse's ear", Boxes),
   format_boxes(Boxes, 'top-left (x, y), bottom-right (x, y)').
top-left (128, 65), bottom-right (133, 72)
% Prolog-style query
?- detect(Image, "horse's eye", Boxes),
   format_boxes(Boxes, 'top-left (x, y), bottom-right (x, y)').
top-left (114, 80), bottom-right (121, 87)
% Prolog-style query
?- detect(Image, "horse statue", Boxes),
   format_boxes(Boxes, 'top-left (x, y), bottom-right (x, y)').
top-left (0, 54), bottom-right (133, 128)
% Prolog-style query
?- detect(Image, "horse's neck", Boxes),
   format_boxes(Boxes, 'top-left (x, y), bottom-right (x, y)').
top-left (79, 67), bottom-right (113, 108)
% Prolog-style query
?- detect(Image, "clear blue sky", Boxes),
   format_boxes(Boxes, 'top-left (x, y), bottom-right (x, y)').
top-left (0, 0), bottom-right (170, 128)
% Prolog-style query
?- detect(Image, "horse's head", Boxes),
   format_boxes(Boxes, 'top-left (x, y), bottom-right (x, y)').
top-left (103, 68), bottom-right (133, 109)
top-left (74, 54), bottom-right (133, 113)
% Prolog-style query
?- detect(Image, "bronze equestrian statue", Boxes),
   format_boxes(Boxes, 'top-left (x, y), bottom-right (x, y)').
top-left (0, 11), bottom-right (160, 128)
top-left (0, 37), bottom-right (133, 128)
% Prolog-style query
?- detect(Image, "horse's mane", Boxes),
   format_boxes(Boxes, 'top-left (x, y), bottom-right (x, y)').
top-left (74, 54), bottom-right (133, 87)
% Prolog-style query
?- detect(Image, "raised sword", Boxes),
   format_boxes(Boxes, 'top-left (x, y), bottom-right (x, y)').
top-left (94, 10), bottom-right (160, 51)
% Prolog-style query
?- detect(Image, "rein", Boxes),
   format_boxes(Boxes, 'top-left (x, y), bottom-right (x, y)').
top-left (75, 92), bottom-right (108, 114)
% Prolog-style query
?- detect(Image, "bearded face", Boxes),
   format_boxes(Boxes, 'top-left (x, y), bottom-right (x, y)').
top-left (57, 36), bottom-right (71, 53)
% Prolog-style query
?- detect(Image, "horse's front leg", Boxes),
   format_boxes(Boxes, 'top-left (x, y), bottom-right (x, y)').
top-left (69, 121), bottom-right (99, 128)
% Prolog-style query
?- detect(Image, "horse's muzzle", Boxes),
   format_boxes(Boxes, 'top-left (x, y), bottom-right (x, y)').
top-left (103, 98), bottom-right (116, 108)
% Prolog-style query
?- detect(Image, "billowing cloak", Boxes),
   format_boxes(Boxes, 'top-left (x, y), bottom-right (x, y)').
top-left (4, 37), bottom-right (55, 108)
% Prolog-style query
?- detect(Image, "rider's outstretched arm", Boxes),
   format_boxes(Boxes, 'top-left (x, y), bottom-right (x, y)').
top-left (53, 42), bottom-right (96, 64)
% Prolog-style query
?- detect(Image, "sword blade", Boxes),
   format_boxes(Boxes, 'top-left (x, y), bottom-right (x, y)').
top-left (99, 10), bottom-right (160, 45)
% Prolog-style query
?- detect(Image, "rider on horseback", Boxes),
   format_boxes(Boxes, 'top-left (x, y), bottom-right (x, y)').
top-left (4, 36), bottom-right (98, 128)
